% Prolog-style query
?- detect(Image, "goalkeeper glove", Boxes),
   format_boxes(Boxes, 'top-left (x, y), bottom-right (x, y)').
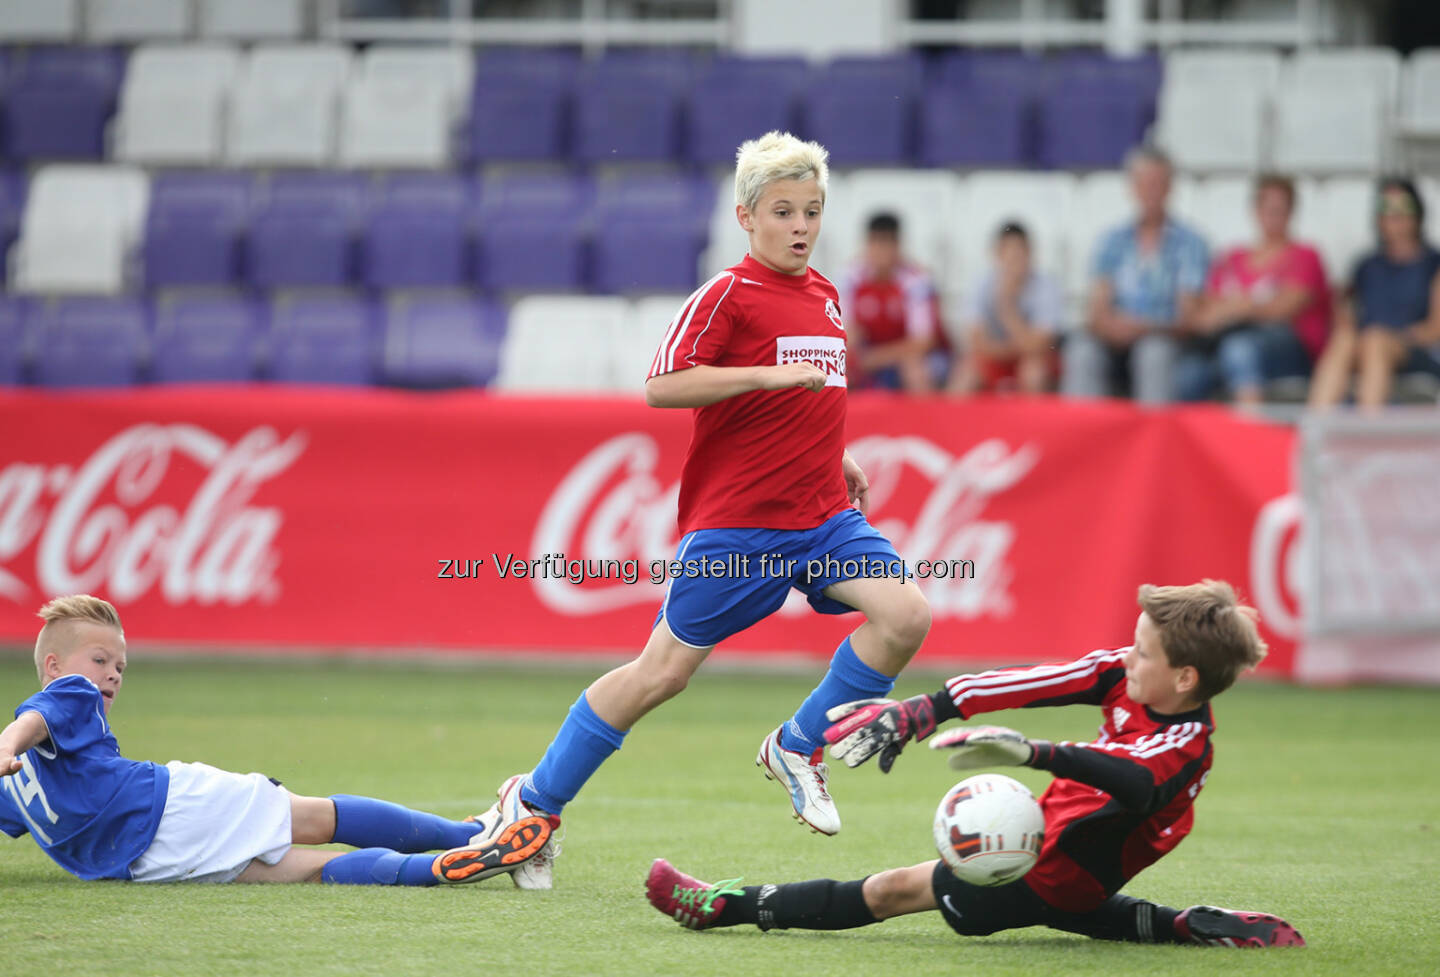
top-left (823, 695), bottom-right (941, 773)
top-left (928, 725), bottom-right (1054, 771)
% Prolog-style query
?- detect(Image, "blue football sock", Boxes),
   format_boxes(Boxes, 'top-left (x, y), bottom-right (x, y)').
top-left (321, 848), bottom-right (438, 886)
top-left (522, 691), bottom-right (627, 816)
top-left (781, 636), bottom-right (896, 755)
top-left (330, 795), bottom-right (474, 852)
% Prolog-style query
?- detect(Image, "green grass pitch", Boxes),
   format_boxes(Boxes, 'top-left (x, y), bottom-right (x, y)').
top-left (2, 653), bottom-right (1437, 977)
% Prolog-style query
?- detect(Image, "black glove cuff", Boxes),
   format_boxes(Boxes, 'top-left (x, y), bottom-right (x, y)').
top-left (1025, 740), bottom-right (1055, 769)
top-left (928, 690), bottom-right (961, 725)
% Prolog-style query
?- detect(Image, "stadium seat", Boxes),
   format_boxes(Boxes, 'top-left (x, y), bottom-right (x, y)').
top-left (918, 87), bottom-right (1029, 168)
top-left (473, 173), bottom-right (590, 292)
top-left (1402, 49), bottom-right (1440, 135)
top-left (1037, 90), bottom-right (1151, 169)
top-left (496, 296), bottom-right (627, 392)
top-left (819, 170), bottom-right (959, 287)
top-left (199, 0), bottom-right (304, 40)
top-left (1, 46), bottom-right (123, 161)
top-left (381, 295), bottom-right (505, 388)
top-left (1062, 172), bottom-right (1130, 301)
top-left (246, 173), bottom-right (369, 289)
top-left (12, 165), bottom-right (149, 295)
top-left (363, 45), bottom-right (475, 123)
top-left (151, 295), bottom-right (264, 383)
top-left (1292, 177), bottom-right (1374, 285)
top-left (143, 171), bottom-right (253, 288)
top-left (1285, 48), bottom-right (1402, 114)
top-left (0, 297), bottom-right (34, 385)
top-left (269, 294), bottom-right (378, 385)
top-left (572, 59), bottom-right (685, 163)
top-left (362, 174), bottom-right (470, 289)
top-left (32, 297), bottom-right (148, 388)
top-left (86, 0), bottom-right (190, 41)
top-left (1155, 83), bottom-right (1267, 174)
top-left (114, 44), bottom-right (241, 165)
top-left (1172, 177), bottom-right (1254, 254)
top-left (1164, 48), bottom-right (1283, 95)
top-left (226, 45), bottom-right (353, 167)
top-left (950, 172), bottom-right (1075, 304)
top-left (470, 74), bottom-right (570, 162)
top-left (802, 57), bottom-right (920, 166)
top-left (0, 0), bottom-right (78, 41)
top-left (685, 57), bottom-right (808, 165)
top-left (620, 295), bottom-right (689, 390)
top-left (591, 174), bottom-right (711, 293)
top-left (1273, 88), bottom-right (1388, 174)
top-left (339, 75), bottom-right (452, 169)
top-left (0, 171), bottom-right (28, 276)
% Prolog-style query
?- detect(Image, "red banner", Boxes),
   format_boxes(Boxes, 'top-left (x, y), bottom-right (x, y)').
top-left (0, 389), bottom-right (1300, 676)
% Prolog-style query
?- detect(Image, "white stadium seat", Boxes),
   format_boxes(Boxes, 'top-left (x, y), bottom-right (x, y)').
top-left (1292, 177), bottom-right (1376, 285)
top-left (497, 297), bottom-right (628, 392)
top-left (11, 166), bottom-right (150, 295)
top-left (225, 46), bottom-right (352, 167)
top-left (817, 169), bottom-right (959, 288)
top-left (86, 0), bottom-right (190, 41)
top-left (1065, 172), bottom-right (1131, 302)
top-left (1164, 48), bottom-right (1283, 94)
top-left (1285, 48), bottom-right (1402, 113)
top-left (618, 296), bottom-right (690, 392)
top-left (1273, 88), bottom-right (1388, 175)
top-left (199, 0), bottom-right (303, 40)
top-left (362, 46), bottom-right (475, 123)
top-left (0, 0), bottom-right (78, 41)
top-left (1155, 83), bottom-right (1267, 174)
top-left (949, 172), bottom-right (1074, 310)
top-left (114, 44), bottom-right (240, 165)
top-left (338, 76), bottom-right (452, 169)
top-left (1172, 177), bottom-right (1255, 255)
top-left (1400, 50), bottom-right (1440, 172)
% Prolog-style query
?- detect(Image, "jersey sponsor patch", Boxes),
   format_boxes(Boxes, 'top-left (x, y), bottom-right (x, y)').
top-left (776, 336), bottom-right (847, 388)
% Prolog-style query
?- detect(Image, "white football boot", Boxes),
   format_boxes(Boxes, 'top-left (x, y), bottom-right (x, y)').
top-left (756, 726), bottom-right (840, 835)
top-left (468, 773), bottom-right (560, 890)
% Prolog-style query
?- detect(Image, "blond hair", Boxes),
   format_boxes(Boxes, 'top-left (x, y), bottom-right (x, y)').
top-left (734, 131), bottom-right (829, 213)
top-left (1137, 580), bottom-right (1267, 703)
top-left (34, 595), bottom-right (124, 682)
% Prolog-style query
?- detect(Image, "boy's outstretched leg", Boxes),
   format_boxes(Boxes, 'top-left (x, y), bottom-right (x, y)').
top-left (290, 794), bottom-right (478, 852)
top-left (1048, 893), bottom-right (1306, 948)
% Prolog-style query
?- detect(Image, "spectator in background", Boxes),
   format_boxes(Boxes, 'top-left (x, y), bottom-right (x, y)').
top-left (1192, 175), bottom-right (1330, 407)
top-left (840, 213), bottom-right (939, 393)
top-left (948, 222), bottom-right (1062, 395)
top-left (1308, 177), bottom-right (1440, 410)
top-left (1062, 145), bottom-right (1210, 403)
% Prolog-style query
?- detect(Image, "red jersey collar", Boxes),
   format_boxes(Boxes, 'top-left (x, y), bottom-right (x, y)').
top-left (740, 253), bottom-right (816, 288)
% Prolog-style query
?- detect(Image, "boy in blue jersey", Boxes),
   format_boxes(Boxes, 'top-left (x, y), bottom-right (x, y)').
top-left (0, 595), bottom-right (552, 885)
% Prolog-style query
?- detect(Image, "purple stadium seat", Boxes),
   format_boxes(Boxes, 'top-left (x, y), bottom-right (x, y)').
top-left (474, 46), bottom-right (581, 84)
top-left (593, 219), bottom-right (704, 293)
top-left (1037, 90), bottom-right (1152, 169)
top-left (473, 173), bottom-right (590, 291)
top-left (802, 56), bottom-right (920, 165)
top-left (247, 173), bottom-right (371, 289)
top-left (362, 174), bottom-right (470, 289)
top-left (269, 295), bottom-right (379, 385)
top-left (381, 295), bottom-right (504, 388)
top-left (33, 297), bottom-right (148, 388)
top-left (1052, 49), bottom-right (1162, 98)
top-left (919, 87), bottom-right (1030, 167)
top-left (144, 172), bottom-right (254, 288)
top-left (0, 297), bottom-right (33, 385)
top-left (0, 171), bottom-right (28, 274)
top-left (593, 172), bottom-right (712, 221)
top-left (151, 296), bottom-right (263, 383)
top-left (3, 47), bottom-right (124, 160)
top-left (685, 57), bottom-right (809, 164)
top-left (931, 49), bottom-right (1048, 94)
top-left (573, 83), bottom-right (683, 163)
top-left (470, 76), bottom-right (570, 161)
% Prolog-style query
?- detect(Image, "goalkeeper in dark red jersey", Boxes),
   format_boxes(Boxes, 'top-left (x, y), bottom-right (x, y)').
top-left (647, 580), bottom-right (1305, 948)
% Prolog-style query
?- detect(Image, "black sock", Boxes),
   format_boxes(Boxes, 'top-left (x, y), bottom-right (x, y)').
top-left (1053, 894), bottom-right (1182, 944)
top-left (717, 878), bottom-right (879, 931)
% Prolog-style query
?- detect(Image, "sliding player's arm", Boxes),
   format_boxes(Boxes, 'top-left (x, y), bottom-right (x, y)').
top-left (645, 363), bottom-right (826, 407)
top-left (0, 711), bottom-right (49, 777)
top-left (825, 648), bottom-right (1128, 772)
top-left (931, 723), bottom-right (1208, 814)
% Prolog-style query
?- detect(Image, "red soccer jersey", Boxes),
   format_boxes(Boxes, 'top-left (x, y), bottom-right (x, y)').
top-left (944, 648), bottom-right (1215, 913)
top-left (648, 254), bottom-right (851, 536)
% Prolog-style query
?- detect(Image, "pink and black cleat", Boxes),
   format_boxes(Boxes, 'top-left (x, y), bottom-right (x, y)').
top-left (1174, 906), bottom-right (1306, 947)
top-left (645, 858), bottom-right (746, 931)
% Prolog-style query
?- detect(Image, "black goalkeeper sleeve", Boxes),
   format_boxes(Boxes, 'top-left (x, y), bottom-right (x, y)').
top-left (928, 690), bottom-right (961, 725)
top-left (1026, 742), bottom-right (1156, 813)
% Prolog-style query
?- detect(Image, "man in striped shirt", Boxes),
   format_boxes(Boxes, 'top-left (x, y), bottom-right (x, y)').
top-left (649, 580), bottom-right (1305, 948)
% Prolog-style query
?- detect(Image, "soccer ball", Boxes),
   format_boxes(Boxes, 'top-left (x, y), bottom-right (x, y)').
top-left (932, 773), bottom-right (1045, 887)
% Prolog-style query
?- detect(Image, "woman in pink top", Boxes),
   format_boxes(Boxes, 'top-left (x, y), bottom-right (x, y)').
top-left (1193, 175), bottom-right (1331, 406)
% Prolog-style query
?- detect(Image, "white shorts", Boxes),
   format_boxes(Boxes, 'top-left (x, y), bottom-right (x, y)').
top-left (129, 761), bottom-right (293, 884)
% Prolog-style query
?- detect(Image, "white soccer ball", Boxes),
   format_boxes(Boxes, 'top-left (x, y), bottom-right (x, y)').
top-left (932, 773), bottom-right (1045, 886)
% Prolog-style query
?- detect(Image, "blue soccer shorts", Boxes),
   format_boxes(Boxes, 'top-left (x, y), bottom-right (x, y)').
top-left (654, 507), bottom-right (908, 649)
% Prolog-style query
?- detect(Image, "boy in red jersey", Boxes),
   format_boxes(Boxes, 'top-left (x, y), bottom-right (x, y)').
top-left (474, 132), bottom-right (931, 888)
top-left (648, 580), bottom-right (1305, 948)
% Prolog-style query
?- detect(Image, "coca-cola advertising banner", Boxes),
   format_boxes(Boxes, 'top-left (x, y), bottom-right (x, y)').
top-left (0, 390), bottom-right (1300, 676)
